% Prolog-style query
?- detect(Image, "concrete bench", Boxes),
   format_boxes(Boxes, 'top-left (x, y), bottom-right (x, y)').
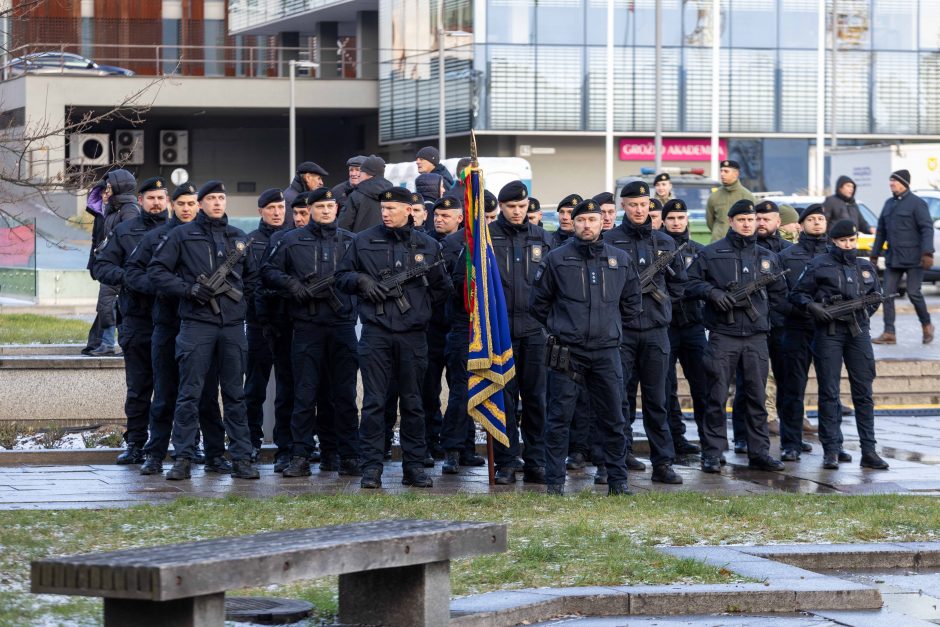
top-left (31, 518), bottom-right (507, 627)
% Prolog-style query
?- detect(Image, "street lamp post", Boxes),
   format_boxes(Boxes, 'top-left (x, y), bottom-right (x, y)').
top-left (289, 59), bottom-right (319, 179)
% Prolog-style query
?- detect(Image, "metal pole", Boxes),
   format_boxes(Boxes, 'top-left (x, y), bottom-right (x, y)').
top-left (710, 0), bottom-right (720, 178)
top-left (654, 0), bottom-right (663, 175)
top-left (815, 0), bottom-right (826, 194)
top-left (830, 0), bottom-right (838, 150)
top-left (289, 59), bottom-right (296, 179)
top-left (438, 0), bottom-right (447, 160)
top-left (605, 0), bottom-right (614, 192)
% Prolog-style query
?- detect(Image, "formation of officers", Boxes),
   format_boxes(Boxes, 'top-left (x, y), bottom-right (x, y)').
top-left (91, 151), bottom-right (894, 494)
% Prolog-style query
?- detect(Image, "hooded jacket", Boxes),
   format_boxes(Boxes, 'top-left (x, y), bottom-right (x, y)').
top-left (85, 181), bottom-right (107, 273)
top-left (823, 176), bottom-right (872, 233)
top-left (705, 179), bottom-right (754, 242)
top-left (103, 169), bottom-right (140, 236)
top-left (338, 175), bottom-right (392, 233)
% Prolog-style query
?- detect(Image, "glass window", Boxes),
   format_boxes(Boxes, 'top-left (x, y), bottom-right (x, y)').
top-left (921, 8), bottom-right (940, 49)
top-left (162, 20), bottom-right (180, 75)
top-left (872, 51), bottom-right (918, 133)
top-left (204, 20), bottom-right (224, 76)
top-left (81, 18), bottom-right (94, 59)
top-left (919, 52), bottom-right (940, 134)
top-left (534, 46), bottom-right (583, 129)
top-left (830, 50), bottom-right (871, 134)
top-left (872, 0), bottom-right (916, 50)
top-left (780, 0), bottom-right (819, 49)
top-left (486, 45), bottom-right (536, 129)
top-left (729, 0), bottom-right (777, 48)
top-left (535, 0), bottom-right (584, 45)
top-left (725, 49), bottom-right (775, 131)
top-left (488, 0), bottom-right (535, 44)
top-left (835, 0), bottom-right (871, 50)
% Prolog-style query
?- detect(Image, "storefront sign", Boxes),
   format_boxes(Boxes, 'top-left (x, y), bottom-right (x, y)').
top-left (619, 138), bottom-right (728, 161)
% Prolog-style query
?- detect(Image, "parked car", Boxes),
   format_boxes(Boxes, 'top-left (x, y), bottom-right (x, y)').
top-left (8, 52), bottom-right (134, 77)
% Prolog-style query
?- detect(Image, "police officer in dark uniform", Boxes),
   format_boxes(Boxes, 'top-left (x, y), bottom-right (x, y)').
top-left (777, 204), bottom-right (830, 462)
top-left (489, 180), bottom-right (551, 485)
top-left (604, 180), bottom-right (685, 484)
top-left (685, 199), bottom-right (787, 474)
top-left (531, 197), bottom-right (642, 495)
top-left (93, 176), bottom-right (168, 464)
top-left (790, 219), bottom-right (889, 471)
top-left (262, 187), bottom-right (361, 477)
top-left (661, 199), bottom-right (706, 455)
top-left (244, 188), bottom-right (294, 470)
top-left (550, 194), bottom-right (582, 248)
top-left (149, 180), bottom-right (260, 480)
top-left (335, 185), bottom-right (452, 488)
top-left (125, 183), bottom-right (226, 475)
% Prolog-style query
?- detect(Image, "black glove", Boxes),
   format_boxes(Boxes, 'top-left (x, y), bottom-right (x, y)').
top-left (188, 282), bottom-right (211, 305)
top-left (807, 302), bottom-right (832, 322)
top-left (357, 274), bottom-right (388, 303)
top-left (708, 289), bottom-right (736, 312)
top-left (286, 278), bottom-right (309, 302)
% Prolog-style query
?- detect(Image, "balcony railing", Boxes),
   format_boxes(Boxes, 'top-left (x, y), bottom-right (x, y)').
top-left (228, 0), bottom-right (360, 34)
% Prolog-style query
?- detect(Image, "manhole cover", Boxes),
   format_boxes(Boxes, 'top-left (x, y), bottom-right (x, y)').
top-left (225, 596), bottom-right (314, 624)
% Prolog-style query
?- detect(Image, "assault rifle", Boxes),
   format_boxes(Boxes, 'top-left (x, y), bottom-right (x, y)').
top-left (375, 258), bottom-right (445, 315)
top-left (638, 242), bottom-right (687, 304)
top-left (723, 267), bottom-right (789, 324)
top-left (301, 272), bottom-right (343, 315)
top-left (196, 238), bottom-right (253, 315)
top-left (823, 292), bottom-right (884, 337)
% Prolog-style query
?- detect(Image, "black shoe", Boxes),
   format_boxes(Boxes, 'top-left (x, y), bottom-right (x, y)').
top-left (282, 456), bottom-right (312, 477)
top-left (511, 457), bottom-right (526, 472)
top-left (116, 444), bottom-right (145, 465)
top-left (651, 463), bottom-right (683, 484)
top-left (594, 464), bottom-right (608, 485)
top-left (309, 447), bottom-right (321, 463)
top-left (566, 452), bottom-right (587, 470)
top-left (860, 452), bottom-right (890, 470)
top-left (523, 466), bottom-right (547, 484)
top-left (459, 452), bottom-right (486, 466)
top-left (422, 453), bottom-right (436, 468)
top-left (250, 447), bottom-right (261, 463)
top-left (402, 468), bottom-right (433, 488)
top-left (823, 451), bottom-right (839, 469)
top-left (719, 454), bottom-right (727, 465)
top-left (165, 459), bottom-right (192, 481)
top-left (800, 441), bottom-right (813, 453)
top-left (608, 481), bottom-right (633, 496)
top-left (442, 451), bottom-right (460, 475)
top-left (700, 456), bottom-right (721, 473)
top-left (139, 455), bottom-right (163, 475)
top-left (626, 454), bottom-right (646, 472)
top-left (319, 455), bottom-right (340, 472)
top-left (675, 439), bottom-right (701, 455)
top-left (89, 345), bottom-right (116, 357)
top-left (81, 346), bottom-right (95, 356)
top-left (360, 467), bottom-right (382, 489)
top-left (273, 453), bottom-right (291, 474)
top-left (231, 460), bottom-right (260, 479)
top-left (838, 450), bottom-right (853, 463)
top-left (204, 456), bottom-right (233, 473)
top-left (748, 455), bottom-right (785, 472)
top-left (546, 484), bottom-right (564, 496)
top-left (733, 440), bottom-right (748, 455)
top-left (431, 445), bottom-right (446, 461)
top-left (193, 447), bottom-right (206, 464)
top-left (339, 458), bottom-right (362, 476)
top-left (494, 467), bottom-right (517, 485)
top-left (780, 449), bottom-right (800, 462)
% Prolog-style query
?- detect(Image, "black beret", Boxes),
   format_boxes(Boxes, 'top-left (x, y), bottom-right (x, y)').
top-left (346, 155), bottom-right (367, 168)
top-left (498, 180), bottom-right (528, 203)
top-left (306, 187), bottom-right (336, 205)
top-left (620, 180), bottom-right (650, 198)
top-left (257, 187), bottom-right (284, 208)
top-left (434, 196), bottom-right (462, 211)
top-left (891, 169), bottom-right (911, 188)
top-left (138, 177), bottom-right (167, 194)
top-left (291, 191), bottom-right (312, 208)
top-left (378, 186), bottom-right (415, 204)
top-left (661, 199), bottom-right (687, 219)
top-left (484, 190), bottom-right (498, 212)
top-left (799, 203), bottom-right (825, 223)
top-left (654, 173), bottom-right (670, 184)
top-left (649, 198), bottom-right (663, 213)
top-left (527, 197), bottom-right (541, 213)
top-left (592, 192), bottom-right (614, 205)
top-left (171, 182), bottom-right (197, 201)
top-left (571, 198), bottom-right (600, 219)
top-left (557, 194), bottom-right (583, 209)
top-left (297, 161), bottom-right (328, 176)
top-left (410, 191), bottom-right (424, 205)
top-left (727, 199), bottom-right (755, 218)
top-left (755, 200), bottom-right (779, 214)
top-left (416, 146), bottom-right (440, 165)
top-left (829, 219), bottom-right (858, 240)
top-left (720, 159), bottom-right (741, 170)
top-left (197, 180), bottom-right (225, 201)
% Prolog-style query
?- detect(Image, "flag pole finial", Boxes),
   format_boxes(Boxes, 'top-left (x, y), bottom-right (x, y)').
top-left (470, 129), bottom-right (479, 167)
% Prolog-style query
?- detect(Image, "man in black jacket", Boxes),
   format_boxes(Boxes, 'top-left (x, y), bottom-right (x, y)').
top-left (823, 176), bottom-right (874, 234)
top-left (331, 155), bottom-right (365, 212)
top-left (338, 155), bottom-right (391, 233)
top-left (416, 146), bottom-right (455, 189)
top-left (871, 169), bottom-right (935, 345)
top-left (284, 161), bottom-right (329, 208)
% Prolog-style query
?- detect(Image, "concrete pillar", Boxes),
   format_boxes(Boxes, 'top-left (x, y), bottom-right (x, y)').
top-left (338, 561), bottom-right (451, 627)
top-left (104, 593), bottom-right (225, 627)
top-left (356, 11), bottom-right (379, 79)
top-left (316, 22), bottom-right (339, 79)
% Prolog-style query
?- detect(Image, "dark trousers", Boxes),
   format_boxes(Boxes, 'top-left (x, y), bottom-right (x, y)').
top-left (494, 333), bottom-right (547, 470)
top-left (778, 325), bottom-right (815, 452)
top-left (620, 326), bottom-right (675, 466)
top-left (701, 332), bottom-right (771, 460)
top-left (117, 315), bottom-right (154, 446)
top-left (358, 326), bottom-right (428, 473)
top-left (567, 386), bottom-right (599, 459)
top-left (543, 347), bottom-right (628, 486)
top-left (883, 266), bottom-right (931, 332)
top-left (732, 326), bottom-right (786, 440)
top-left (244, 323), bottom-right (293, 454)
top-left (383, 380), bottom-right (399, 453)
top-left (86, 283), bottom-right (119, 350)
top-left (666, 323), bottom-right (708, 443)
top-left (813, 325), bottom-right (877, 454)
top-left (314, 371), bottom-right (336, 458)
top-left (144, 322), bottom-right (224, 459)
top-left (441, 326), bottom-right (478, 454)
top-left (172, 321), bottom-right (252, 461)
top-left (290, 322), bottom-right (360, 459)
top-left (421, 323), bottom-right (448, 452)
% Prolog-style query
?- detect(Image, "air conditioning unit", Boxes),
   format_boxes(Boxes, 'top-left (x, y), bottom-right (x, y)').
top-left (159, 130), bottom-right (189, 165)
top-left (69, 133), bottom-right (110, 166)
top-left (115, 129), bottom-right (144, 165)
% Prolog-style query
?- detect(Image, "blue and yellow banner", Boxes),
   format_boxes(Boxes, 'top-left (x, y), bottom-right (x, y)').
top-left (463, 164), bottom-right (514, 447)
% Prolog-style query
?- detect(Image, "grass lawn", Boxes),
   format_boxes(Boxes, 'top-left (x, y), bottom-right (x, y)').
top-left (0, 313), bottom-right (90, 344)
top-left (3, 492), bottom-right (940, 625)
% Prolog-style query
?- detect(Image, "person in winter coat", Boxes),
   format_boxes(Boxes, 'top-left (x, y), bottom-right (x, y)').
top-left (338, 155), bottom-right (391, 233)
top-left (415, 146), bottom-right (455, 189)
top-left (82, 179), bottom-right (108, 355)
top-left (823, 176), bottom-right (874, 234)
top-left (330, 155), bottom-right (365, 212)
top-left (706, 159), bottom-right (755, 242)
top-left (283, 161), bottom-right (329, 208)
